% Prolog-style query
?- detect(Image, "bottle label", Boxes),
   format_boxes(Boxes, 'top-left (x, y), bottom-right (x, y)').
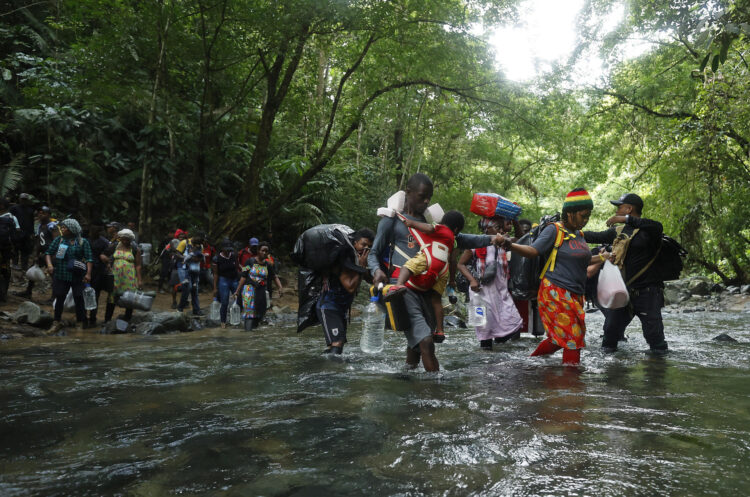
top-left (56, 243), bottom-right (69, 260)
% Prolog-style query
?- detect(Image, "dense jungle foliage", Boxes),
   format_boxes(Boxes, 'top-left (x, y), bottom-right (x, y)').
top-left (1, 0), bottom-right (748, 284)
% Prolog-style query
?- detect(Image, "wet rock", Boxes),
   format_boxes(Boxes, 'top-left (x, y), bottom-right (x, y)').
top-left (687, 278), bottom-right (711, 296)
top-left (151, 312), bottom-right (189, 332)
top-left (664, 284), bottom-right (691, 305)
top-left (100, 319), bottom-right (131, 334)
top-left (710, 283), bottom-right (725, 293)
top-left (133, 322), bottom-right (167, 335)
top-left (444, 315), bottom-right (466, 329)
top-left (742, 285), bottom-right (750, 295)
top-left (204, 318), bottom-right (221, 329)
top-left (189, 318), bottom-right (203, 331)
top-left (726, 286), bottom-right (740, 295)
top-left (126, 312), bottom-right (156, 325)
top-left (712, 333), bottom-right (737, 342)
top-left (12, 302), bottom-right (53, 328)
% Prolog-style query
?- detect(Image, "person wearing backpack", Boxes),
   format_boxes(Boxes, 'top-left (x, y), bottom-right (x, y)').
top-left (583, 193), bottom-right (668, 356)
top-left (44, 218), bottom-right (94, 334)
top-left (0, 197), bottom-right (23, 302)
top-left (501, 189), bottom-right (609, 365)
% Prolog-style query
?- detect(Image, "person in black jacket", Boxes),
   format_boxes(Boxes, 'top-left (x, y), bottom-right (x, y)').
top-left (584, 193), bottom-right (668, 356)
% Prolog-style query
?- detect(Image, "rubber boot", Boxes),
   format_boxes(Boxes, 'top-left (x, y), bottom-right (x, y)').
top-left (562, 348), bottom-right (581, 365)
top-left (530, 338), bottom-right (562, 357)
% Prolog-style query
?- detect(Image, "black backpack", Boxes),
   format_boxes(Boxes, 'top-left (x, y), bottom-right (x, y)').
top-left (625, 234), bottom-right (687, 284)
top-left (508, 213), bottom-right (560, 300)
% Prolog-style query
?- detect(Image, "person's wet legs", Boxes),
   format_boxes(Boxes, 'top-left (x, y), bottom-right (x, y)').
top-left (602, 306), bottom-right (631, 352)
top-left (634, 287), bottom-right (668, 353)
top-left (419, 336), bottom-right (439, 372)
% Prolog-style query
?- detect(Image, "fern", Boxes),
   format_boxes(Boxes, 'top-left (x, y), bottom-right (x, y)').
top-left (0, 155), bottom-right (24, 197)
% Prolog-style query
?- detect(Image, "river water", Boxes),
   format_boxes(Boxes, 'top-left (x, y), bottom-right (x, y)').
top-left (1, 309), bottom-right (749, 496)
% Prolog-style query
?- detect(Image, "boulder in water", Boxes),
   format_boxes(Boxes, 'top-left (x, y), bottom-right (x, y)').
top-left (687, 278), bottom-right (711, 296)
top-left (726, 286), bottom-right (740, 295)
top-left (133, 322), bottom-right (167, 335)
top-left (12, 302), bottom-right (54, 328)
top-left (444, 315), bottom-right (467, 329)
top-left (664, 285), bottom-right (691, 305)
top-left (100, 319), bottom-right (131, 334)
top-left (189, 318), bottom-right (203, 331)
top-left (712, 333), bottom-right (737, 342)
top-left (741, 285), bottom-right (750, 295)
top-left (710, 283), bottom-right (725, 293)
top-left (151, 312), bottom-right (189, 332)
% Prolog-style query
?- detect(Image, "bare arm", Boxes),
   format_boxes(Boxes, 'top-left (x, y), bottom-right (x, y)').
top-left (403, 218), bottom-right (435, 234)
top-left (586, 250), bottom-right (611, 278)
top-left (457, 249), bottom-right (479, 292)
top-left (339, 267), bottom-right (362, 294)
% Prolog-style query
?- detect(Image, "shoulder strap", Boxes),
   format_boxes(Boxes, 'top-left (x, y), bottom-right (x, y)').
top-left (539, 222), bottom-right (568, 280)
top-left (625, 237), bottom-right (662, 286)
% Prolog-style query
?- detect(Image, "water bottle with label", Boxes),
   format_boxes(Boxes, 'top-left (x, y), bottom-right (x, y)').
top-left (210, 298), bottom-right (221, 321)
top-left (83, 283), bottom-right (97, 311)
top-left (467, 292), bottom-right (487, 327)
top-left (229, 301), bottom-right (241, 326)
top-left (360, 294), bottom-right (386, 354)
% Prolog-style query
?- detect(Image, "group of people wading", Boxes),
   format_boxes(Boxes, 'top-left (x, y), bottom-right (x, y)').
top-left (310, 173), bottom-right (669, 369)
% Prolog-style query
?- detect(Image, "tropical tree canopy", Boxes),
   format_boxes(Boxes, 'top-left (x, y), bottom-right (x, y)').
top-left (1, 0), bottom-right (747, 284)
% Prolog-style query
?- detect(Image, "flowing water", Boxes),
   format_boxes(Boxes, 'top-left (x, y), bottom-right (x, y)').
top-left (1, 309), bottom-right (749, 496)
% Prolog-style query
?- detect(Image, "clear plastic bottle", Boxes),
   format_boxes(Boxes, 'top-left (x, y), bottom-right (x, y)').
top-left (360, 296), bottom-right (386, 354)
top-left (83, 284), bottom-right (97, 311)
top-left (467, 292), bottom-right (487, 328)
top-left (210, 298), bottom-right (221, 321)
top-left (229, 301), bottom-right (241, 326)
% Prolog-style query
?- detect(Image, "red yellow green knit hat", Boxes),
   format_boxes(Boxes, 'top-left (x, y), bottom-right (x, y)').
top-left (563, 188), bottom-right (593, 210)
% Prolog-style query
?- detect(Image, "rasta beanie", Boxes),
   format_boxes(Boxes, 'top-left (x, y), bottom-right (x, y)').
top-left (562, 188), bottom-right (593, 211)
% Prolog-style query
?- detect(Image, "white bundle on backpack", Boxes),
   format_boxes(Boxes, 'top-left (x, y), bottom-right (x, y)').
top-left (597, 260), bottom-right (630, 309)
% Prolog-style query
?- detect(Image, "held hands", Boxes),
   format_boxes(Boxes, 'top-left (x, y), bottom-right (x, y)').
top-left (606, 215), bottom-right (627, 227)
top-left (469, 279), bottom-right (480, 292)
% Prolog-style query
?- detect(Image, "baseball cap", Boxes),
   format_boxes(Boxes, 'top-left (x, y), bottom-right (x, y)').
top-left (610, 193), bottom-right (644, 210)
top-left (249, 237), bottom-right (259, 246)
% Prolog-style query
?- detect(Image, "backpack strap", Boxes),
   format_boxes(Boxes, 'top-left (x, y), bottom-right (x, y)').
top-left (625, 237), bottom-right (662, 286)
top-left (539, 222), bottom-right (573, 280)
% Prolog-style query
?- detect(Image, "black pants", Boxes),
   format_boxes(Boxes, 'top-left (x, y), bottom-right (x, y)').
top-left (602, 285), bottom-right (667, 350)
top-left (52, 277), bottom-right (86, 322)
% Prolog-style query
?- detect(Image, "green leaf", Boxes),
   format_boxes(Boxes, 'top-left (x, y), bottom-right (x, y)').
top-left (719, 37), bottom-right (730, 64)
top-left (699, 52), bottom-right (711, 71)
top-left (711, 54), bottom-right (719, 72)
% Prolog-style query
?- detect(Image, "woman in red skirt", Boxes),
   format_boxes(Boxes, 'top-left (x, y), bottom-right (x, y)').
top-left (502, 189), bottom-right (607, 365)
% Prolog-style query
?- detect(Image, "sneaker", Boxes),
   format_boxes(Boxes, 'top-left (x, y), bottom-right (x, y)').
top-left (432, 331), bottom-right (446, 343)
top-left (383, 284), bottom-right (408, 302)
top-left (646, 347), bottom-right (669, 357)
top-left (46, 321), bottom-right (63, 336)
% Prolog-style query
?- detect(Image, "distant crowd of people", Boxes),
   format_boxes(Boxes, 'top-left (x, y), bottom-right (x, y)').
top-left (0, 193), bottom-right (282, 334)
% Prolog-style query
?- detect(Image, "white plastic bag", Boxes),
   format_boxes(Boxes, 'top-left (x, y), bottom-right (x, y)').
top-left (25, 265), bottom-right (46, 283)
top-left (597, 261), bottom-right (630, 309)
top-left (63, 288), bottom-right (75, 312)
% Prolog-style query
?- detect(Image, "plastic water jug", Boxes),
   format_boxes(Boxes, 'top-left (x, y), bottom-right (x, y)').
top-left (83, 284), bottom-right (97, 311)
top-left (210, 299), bottom-right (221, 321)
top-left (229, 301), bottom-right (241, 326)
top-left (467, 292), bottom-right (487, 327)
top-left (360, 296), bottom-right (386, 354)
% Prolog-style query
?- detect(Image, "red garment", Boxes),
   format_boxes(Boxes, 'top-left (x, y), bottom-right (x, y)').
top-left (537, 277), bottom-right (586, 350)
top-left (403, 223), bottom-right (455, 292)
top-left (201, 244), bottom-right (215, 269)
top-left (238, 247), bottom-right (256, 267)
